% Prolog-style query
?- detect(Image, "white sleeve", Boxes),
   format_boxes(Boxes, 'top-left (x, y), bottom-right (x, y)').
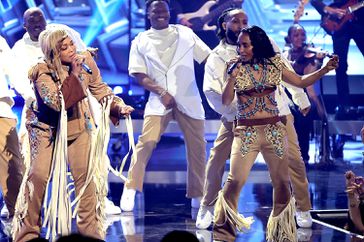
top-left (3, 38), bottom-right (35, 106)
top-left (280, 54), bottom-right (311, 109)
top-left (192, 32), bottom-right (211, 64)
top-left (128, 36), bottom-right (148, 75)
top-left (203, 55), bottom-right (225, 114)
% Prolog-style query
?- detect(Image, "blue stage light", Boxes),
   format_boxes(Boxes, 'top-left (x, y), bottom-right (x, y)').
top-left (83, 0), bottom-right (125, 46)
top-left (128, 90), bottom-right (133, 96)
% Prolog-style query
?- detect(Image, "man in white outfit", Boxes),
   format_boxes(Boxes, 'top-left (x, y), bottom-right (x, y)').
top-left (7, 7), bottom-right (121, 216)
top-left (121, 0), bottom-right (211, 211)
top-left (196, 8), bottom-right (313, 230)
top-left (0, 35), bottom-right (24, 226)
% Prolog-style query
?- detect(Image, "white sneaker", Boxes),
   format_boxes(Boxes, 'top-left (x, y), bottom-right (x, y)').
top-left (105, 197), bottom-right (121, 215)
top-left (0, 204), bottom-right (9, 218)
top-left (196, 230), bottom-right (211, 242)
top-left (120, 215), bottom-right (136, 236)
top-left (296, 210), bottom-right (312, 228)
top-left (297, 228), bottom-right (312, 241)
top-left (120, 187), bottom-right (136, 212)
top-left (191, 196), bottom-right (202, 208)
top-left (196, 206), bottom-right (214, 229)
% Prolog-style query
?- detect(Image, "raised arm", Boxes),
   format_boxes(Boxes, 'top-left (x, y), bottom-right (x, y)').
top-left (282, 55), bottom-right (338, 88)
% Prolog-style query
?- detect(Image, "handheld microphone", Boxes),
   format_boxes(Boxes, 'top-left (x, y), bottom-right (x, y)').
top-left (82, 63), bottom-right (92, 74)
top-left (227, 60), bottom-right (241, 75)
top-left (76, 51), bottom-right (93, 74)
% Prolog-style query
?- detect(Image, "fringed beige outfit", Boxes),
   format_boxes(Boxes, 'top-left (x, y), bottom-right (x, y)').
top-left (213, 56), bottom-right (297, 242)
top-left (13, 51), bottom-right (127, 242)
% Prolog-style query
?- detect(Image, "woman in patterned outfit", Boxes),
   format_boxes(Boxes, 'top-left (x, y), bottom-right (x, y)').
top-left (13, 28), bottom-right (133, 242)
top-left (212, 26), bottom-right (338, 242)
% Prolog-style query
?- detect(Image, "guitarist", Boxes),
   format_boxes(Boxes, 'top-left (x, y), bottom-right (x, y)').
top-left (311, 0), bottom-right (364, 107)
top-left (312, 0), bottom-right (364, 159)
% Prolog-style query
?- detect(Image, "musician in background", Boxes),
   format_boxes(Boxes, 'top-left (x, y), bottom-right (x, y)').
top-left (311, 0), bottom-right (364, 106)
top-left (283, 23), bottom-right (326, 164)
top-left (176, 0), bottom-right (243, 48)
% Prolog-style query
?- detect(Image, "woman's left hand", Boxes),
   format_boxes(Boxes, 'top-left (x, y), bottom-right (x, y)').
top-left (323, 55), bottom-right (339, 72)
top-left (120, 105), bottom-right (134, 117)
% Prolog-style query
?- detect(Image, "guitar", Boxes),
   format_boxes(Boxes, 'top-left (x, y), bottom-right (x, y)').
top-left (179, 0), bottom-right (243, 31)
top-left (321, 0), bottom-right (364, 35)
top-left (293, 0), bottom-right (309, 24)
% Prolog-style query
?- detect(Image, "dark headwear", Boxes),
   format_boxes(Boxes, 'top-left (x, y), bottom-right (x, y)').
top-left (240, 25), bottom-right (276, 62)
top-left (146, 0), bottom-right (169, 11)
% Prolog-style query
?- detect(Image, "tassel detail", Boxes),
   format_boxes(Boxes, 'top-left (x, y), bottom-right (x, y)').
top-left (214, 190), bottom-right (254, 232)
top-left (266, 197), bottom-right (297, 242)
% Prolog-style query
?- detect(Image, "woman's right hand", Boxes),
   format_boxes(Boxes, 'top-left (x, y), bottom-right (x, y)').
top-left (226, 57), bottom-right (241, 78)
top-left (71, 54), bottom-right (84, 77)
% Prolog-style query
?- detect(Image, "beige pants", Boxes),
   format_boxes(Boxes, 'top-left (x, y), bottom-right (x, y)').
top-left (201, 120), bottom-right (234, 207)
top-left (202, 114), bottom-right (311, 211)
top-left (125, 108), bottom-right (206, 198)
top-left (15, 129), bottom-right (101, 242)
top-left (0, 118), bottom-right (24, 217)
top-left (286, 114), bottom-right (311, 211)
top-left (213, 121), bottom-right (293, 241)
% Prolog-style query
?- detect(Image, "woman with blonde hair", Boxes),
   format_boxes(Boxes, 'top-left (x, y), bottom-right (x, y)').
top-left (13, 27), bottom-right (133, 242)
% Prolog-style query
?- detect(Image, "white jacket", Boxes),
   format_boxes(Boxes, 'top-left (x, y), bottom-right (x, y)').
top-left (129, 25), bottom-right (211, 120)
top-left (0, 36), bottom-right (17, 119)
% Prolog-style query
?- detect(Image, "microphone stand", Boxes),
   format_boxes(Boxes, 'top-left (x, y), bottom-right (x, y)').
top-left (317, 77), bottom-right (335, 168)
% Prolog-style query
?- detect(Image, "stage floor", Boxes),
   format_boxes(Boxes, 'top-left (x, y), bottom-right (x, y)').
top-left (1, 135), bottom-right (364, 241)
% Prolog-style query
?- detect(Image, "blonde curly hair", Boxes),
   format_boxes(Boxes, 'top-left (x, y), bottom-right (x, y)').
top-left (39, 28), bottom-right (69, 82)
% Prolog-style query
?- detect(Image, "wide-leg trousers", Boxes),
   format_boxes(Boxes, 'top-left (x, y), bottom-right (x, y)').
top-left (125, 108), bottom-right (206, 198)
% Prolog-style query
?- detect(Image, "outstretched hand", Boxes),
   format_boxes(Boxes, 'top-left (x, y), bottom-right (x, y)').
top-left (323, 55), bottom-right (339, 72)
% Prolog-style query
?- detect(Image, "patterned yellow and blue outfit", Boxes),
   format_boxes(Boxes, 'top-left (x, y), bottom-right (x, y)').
top-left (213, 56), bottom-right (297, 242)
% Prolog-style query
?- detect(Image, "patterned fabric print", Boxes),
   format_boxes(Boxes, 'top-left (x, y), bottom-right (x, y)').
top-left (266, 56), bottom-right (283, 86)
top-left (26, 115), bottom-right (55, 162)
top-left (27, 126), bottom-right (42, 163)
top-left (234, 66), bottom-right (252, 92)
top-left (264, 123), bottom-right (285, 159)
top-left (234, 56), bottom-right (283, 93)
top-left (237, 96), bottom-right (279, 119)
top-left (39, 82), bottom-right (59, 110)
top-left (236, 126), bottom-right (258, 157)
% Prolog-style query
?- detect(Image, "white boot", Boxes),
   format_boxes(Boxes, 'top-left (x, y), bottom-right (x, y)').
top-left (296, 210), bottom-right (312, 228)
top-left (120, 187), bottom-right (136, 212)
top-left (105, 197), bottom-right (121, 215)
top-left (196, 205), bottom-right (214, 229)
